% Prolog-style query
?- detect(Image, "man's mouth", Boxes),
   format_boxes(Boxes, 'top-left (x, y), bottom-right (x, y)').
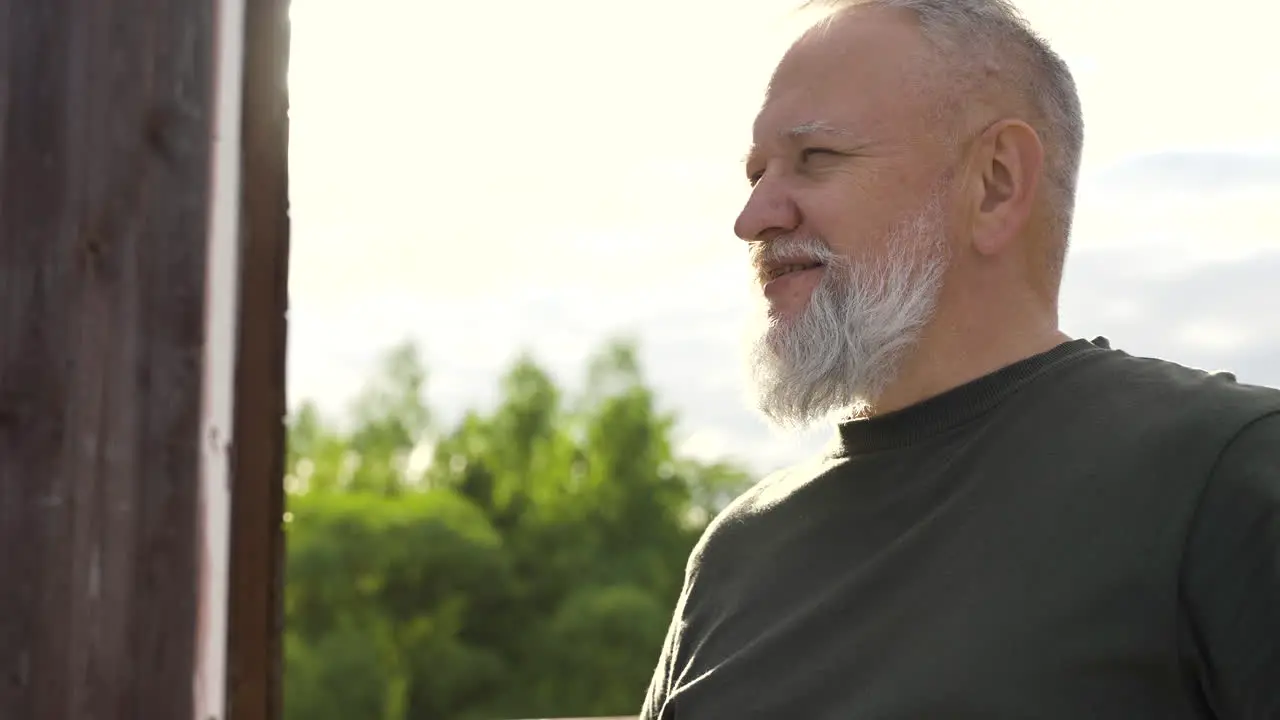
top-left (765, 261), bottom-right (824, 281)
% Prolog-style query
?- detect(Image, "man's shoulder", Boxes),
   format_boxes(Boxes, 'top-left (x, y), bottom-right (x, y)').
top-left (722, 448), bottom-right (848, 520)
top-left (1066, 346), bottom-right (1280, 429)
top-left (1031, 347), bottom-right (1280, 490)
top-left (686, 453), bottom-right (844, 572)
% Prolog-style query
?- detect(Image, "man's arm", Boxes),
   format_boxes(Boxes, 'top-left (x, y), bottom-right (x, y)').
top-left (1181, 410), bottom-right (1280, 719)
top-left (640, 587), bottom-right (688, 720)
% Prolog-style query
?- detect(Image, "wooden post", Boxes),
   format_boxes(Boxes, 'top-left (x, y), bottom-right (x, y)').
top-left (0, 0), bottom-right (289, 717)
top-left (226, 0), bottom-right (291, 717)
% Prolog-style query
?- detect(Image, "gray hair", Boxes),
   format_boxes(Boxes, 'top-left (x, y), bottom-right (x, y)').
top-left (805, 0), bottom-right (1084, 277)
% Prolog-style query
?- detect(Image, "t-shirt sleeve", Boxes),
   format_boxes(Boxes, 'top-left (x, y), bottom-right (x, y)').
top-left (1181, 410), bottom-right (1280, 720)
top-left (639, 607), bottom-right (680, 720)
top-left (640, 585), bottom-right (688, 720)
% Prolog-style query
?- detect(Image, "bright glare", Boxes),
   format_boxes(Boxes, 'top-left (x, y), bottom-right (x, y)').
top-left (287, 0), bottom-right (1280, 472)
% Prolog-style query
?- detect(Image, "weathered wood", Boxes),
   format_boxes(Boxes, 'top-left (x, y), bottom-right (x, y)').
top-left (225, 0), bottom-right (291, 716)
top-left (0, 0), bottom-right (215, 716)
top-left (0, 0), bottom-right (286, 717)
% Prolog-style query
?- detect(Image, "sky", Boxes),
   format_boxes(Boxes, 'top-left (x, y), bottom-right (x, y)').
top-left (285, 0), bottom-right (1280, 473)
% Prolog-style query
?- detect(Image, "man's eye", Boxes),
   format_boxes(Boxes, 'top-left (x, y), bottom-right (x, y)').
top-left (800, 147), bottom-right (840, 162)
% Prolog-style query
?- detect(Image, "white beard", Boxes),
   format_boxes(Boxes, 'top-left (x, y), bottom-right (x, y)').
top-left (747, 189), bottom-right (951, 429)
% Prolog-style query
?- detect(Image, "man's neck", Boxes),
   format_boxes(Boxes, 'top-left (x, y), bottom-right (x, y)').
top-left (867, 320), bottom-right (1071, 418)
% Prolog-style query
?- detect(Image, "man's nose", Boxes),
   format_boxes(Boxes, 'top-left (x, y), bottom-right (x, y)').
top-left (734, 175), bottom-right (800, 243)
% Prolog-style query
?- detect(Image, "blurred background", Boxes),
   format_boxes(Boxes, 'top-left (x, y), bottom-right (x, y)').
top-left (281, 1), bottom-right (1280, 717)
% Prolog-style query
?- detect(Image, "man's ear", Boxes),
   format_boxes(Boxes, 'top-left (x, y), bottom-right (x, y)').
top-left (965, 118), bottom-right (1044, 257)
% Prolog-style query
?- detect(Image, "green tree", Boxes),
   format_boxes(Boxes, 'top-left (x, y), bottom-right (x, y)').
top-left (283, 338), bottom-right (753, 720)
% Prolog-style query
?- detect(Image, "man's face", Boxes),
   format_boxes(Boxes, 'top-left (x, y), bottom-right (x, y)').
top-left (736, 9), bottom-right (959, 426)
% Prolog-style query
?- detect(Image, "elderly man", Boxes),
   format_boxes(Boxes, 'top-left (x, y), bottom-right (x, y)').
top-left (640, 1), bottom-right (1280, 718)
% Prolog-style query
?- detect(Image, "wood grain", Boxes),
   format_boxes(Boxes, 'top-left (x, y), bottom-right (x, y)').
top-left (0, 0), bottom-right (289, 717)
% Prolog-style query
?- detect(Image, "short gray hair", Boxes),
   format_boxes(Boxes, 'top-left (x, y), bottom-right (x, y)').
top-left (806, 0), bottom-right (1084, 274)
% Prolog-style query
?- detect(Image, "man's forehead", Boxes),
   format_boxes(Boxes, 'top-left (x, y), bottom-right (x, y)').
top-left (746, 10), bottom-right (940, 155)
top-left (765, 8), bottom-right (933, 105)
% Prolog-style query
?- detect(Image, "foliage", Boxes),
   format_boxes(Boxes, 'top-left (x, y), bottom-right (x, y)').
top-left (283, 338), bottom-right (753, 720)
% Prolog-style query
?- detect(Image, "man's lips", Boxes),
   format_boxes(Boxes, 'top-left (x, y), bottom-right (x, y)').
top-left (761, 263), bottom-right (825, 302)
top-left (760, 260), bottom-right (825, 283)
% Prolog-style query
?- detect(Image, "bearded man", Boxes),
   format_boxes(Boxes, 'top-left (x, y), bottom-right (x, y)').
top-left (640, 1), bottom-right (1280, 718)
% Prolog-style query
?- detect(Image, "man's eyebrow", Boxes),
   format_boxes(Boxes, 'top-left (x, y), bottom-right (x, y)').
top-left (742, 122), bottom-right (859, 165)
top-left (783, 120), bottom-right (854, 139)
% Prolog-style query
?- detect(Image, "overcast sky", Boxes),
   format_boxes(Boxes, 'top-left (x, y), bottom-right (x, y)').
top-left (285, 0), bottom-right (1280, 473)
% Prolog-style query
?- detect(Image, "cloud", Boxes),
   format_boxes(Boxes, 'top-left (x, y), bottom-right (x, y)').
top-left (1070, 152), bottom-right (1280, 261)
top-left (1091, 152), bottom-right (1280, 194)
top-left (1062, 247), bottom-right (1280, 387)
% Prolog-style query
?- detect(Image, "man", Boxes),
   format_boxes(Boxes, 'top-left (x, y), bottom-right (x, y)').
top-left (640, 1), bottom-right (1280, 718)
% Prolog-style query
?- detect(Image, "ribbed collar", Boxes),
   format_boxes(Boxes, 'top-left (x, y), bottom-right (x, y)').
top-left (835, 337), bottom-right (1109, 456)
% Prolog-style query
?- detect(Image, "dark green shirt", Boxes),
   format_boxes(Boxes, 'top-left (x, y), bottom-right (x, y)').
top-left (641, 338), bottom-right (1280, 719)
